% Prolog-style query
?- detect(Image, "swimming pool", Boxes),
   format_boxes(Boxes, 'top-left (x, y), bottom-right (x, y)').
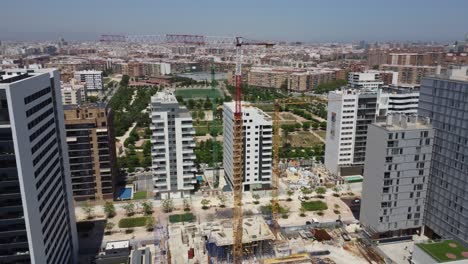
top-left (118, 187), bottom-right (133, 200)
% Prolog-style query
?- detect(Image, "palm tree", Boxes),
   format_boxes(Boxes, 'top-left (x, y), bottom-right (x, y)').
top-left (162, 198), bottom-right (174, 213)
top-left (217, 194), bottom-right (227, 208)
top-left (82, 201), bottom-right (94, 219)
top-left (201, 199), bottom-right (210, 210)
top-left (103, 201), bottom-right (116, 218)
top-left (141, 201), bottom-right (153, 216)
top-left (252, 194), bottom-right (260, 205)
top-left (122, 202), bottom-right (135, 216)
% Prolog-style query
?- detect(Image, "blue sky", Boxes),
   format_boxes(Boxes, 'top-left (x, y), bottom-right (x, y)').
top-left (1, 0), bottom-right (467, 42)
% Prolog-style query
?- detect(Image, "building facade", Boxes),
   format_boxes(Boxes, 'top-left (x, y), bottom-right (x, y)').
top-left (223, 102), bottom-right (272, 191)
top-left (380, 64), bottom-right (440, 85)
top-left (73, 70), bottom-right (103, 95)
top-left (63, 103), bottom-right (118, 201)
top-left (0, 69), bottom-right (78, 263)
top-left (348, 71), bottom-right (384, 89)
top-left (61, 83), bottom-right (84, 105)
top-left (325, 86), bottom-right (420, 176)
top-left (150, 91), bottom-right (197, 198)
top-left (418, 66), bottom-right (468, 246)
top-left (360, 114), bottom-right (433, 240)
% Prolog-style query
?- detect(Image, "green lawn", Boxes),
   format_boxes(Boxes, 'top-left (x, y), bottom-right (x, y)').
top-left (118, 217), bottom-right (152, 228)
top-left (417, 240), bottom-right (468, 263)
top-left (194, 126), bottom-right (209, 136)
top-left (287, 131), bottom-right (323, 147)
top-left (169, 213), bottom-right (195, 223)
top-left (301, 200), bottom-right (328, 211)
top-left (175, 88), bottom-right (221, 99)
top-left (133, 191), bottom-right (147, 200)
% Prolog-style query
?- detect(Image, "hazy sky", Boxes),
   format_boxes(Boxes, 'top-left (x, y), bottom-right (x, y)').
top-left (1, 0), bottom-right (467, 42)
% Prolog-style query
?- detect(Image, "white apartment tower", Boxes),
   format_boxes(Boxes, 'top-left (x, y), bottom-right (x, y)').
top-left (360, 114), bottom-right (433, 240)
top-left (150, 91), bottom-right (196, 199)
top-left (0, 69), bottom-right (79, 263)
top-left (325, 87), bottom-right (421, 176)
top-left (223, 102), bottom-right (272, 191)
top-left (73, 70), bottom-right (103, 96)
top-left (325, 88), bottom-right (379, 176)
top-left (348, 71), bottom-right (384, 89)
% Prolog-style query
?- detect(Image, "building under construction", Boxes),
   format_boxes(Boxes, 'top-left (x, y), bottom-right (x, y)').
top-left (203, 217), bottom-right (276, 263)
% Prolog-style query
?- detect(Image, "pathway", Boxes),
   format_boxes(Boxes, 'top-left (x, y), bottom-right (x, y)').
top-left (116, 122), bottom-right (137, 157)
top-left (310, 130), bottom-right (326, 143)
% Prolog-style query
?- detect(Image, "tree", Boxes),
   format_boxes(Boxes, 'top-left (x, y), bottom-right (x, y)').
top-left (300, 207), bottom-right (306, 217)
top-left (122, 202), bottom-right (135, 216)
top-left (217, 194), bottom-right (227, 208)
top-left (187, 99), bottom-right (195, 110)
top-left (312, 122), bottom-right (319, 130)
top-left (301, 187), bottom-right (313, 199)
top-left (120, 75), bottom-right (130, 87)
top-left (204, 97), bottom-right (212, 110)
top-left (286, 189), bottom-right (294, 202)
top-left (141, 201), bottom-right (153, 216)
top-left (146, 217), bottom-right (155, 231)
top-left (87, 96), bottom-right (99, 103)
top-left (198, 110), bottom-right (205, 120)
top-left (103, 201), bottom-right (116, 218)
top-left (252, 194), bottom-right (260, 205)
top-left (105, 222), bottom-right (115, 234)
top-left (302, 122), bottom-right (311, 131)
top-left (316, 187), bottom-right (326, 195)
top-left (82, 201), bottom-right (94, 219)
top-left (162, 198), bottom-right (174, 213)
top-left (201, 199), bottom-right (210, 210)
top-left (183, 198), bottom-right (191, 212)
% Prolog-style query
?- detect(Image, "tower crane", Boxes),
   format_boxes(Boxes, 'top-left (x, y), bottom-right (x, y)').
top-left (100, 34), bottom-right (274, 264)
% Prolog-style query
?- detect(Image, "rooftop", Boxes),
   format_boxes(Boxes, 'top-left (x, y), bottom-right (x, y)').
top-left (416, 240), bottom-right (468, 263)
top-left (0, 68), bottom-right (55, 84)
top-left (152, 90), bottom-right (178, 103)
top-left (374, 114), bottom-right (431, 131)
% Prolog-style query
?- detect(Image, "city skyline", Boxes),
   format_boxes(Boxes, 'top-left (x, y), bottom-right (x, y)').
top-left (1, 0), bottom-right (468, 42)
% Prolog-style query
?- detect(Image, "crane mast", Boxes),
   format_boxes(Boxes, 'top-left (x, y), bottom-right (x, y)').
top-left (232, 39), bottom-right (244, 264)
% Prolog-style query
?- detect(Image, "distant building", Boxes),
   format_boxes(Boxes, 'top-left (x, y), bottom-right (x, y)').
top-left (360, 114), bottom-right (433, 240)
top-left (418, 66), bottom-right (468, 247)
top-left (223, 102), bottom-right (272, 191)
top-left (380, 64), bottom-right (440, 85)
top-left (63, 103), bottom-right (118, 201)
top-left (74, 70), bottom-right (103, 95)
top-left (150, 91), bottom-right (197, 198)
top-left (348, 71), bottom-right (384, 89)
top-left (0, 69), bottom-right (79, 263)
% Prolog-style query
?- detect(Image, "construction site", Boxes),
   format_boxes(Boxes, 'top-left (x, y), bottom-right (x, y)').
top-left (99, 34), bottom-right (385, 264)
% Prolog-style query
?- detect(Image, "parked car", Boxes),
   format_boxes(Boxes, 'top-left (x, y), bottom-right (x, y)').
top-left (342, 233), bottom-right (351, 241)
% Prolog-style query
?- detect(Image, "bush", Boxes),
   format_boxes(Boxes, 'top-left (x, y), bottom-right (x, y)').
top-left (125, 229), bottom-right (134, 234)
top-left (317, 211), bottom-right (324, 216)
top-left (118, 217), bottom-right (151, 228)
top-left (133, 191), bottom-right (147, 200)
top-left (301, 201), bottom-right (328, 211)
top-left (169, 213), bottom-right (195, 223)
top-left (333, 193), bottom-right (340, 197)
top-left (334, 210), bottom-right (341, 215)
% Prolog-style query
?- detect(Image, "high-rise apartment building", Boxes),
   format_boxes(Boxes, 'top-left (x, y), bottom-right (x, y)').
top-left (325, 86), bottom-right (421, 176)
top-left (0, 69), bottom-right (78, 263)
top-left (63, 103), bottom-right (118, 201)
top-left (73, 70), bottom-right (103, 96)
top-left (348, 71), bottom-right (384, 89)
top-left (418, 66), bottom-right (468, 246)
top-left (150, 91), bottom-right (197, 199)
top-left (360, 114), bottom-right (433, 240)
top-left (223, 102), bottom-right (272, 191)
top-left (325, 88), bottom-right (378, 176)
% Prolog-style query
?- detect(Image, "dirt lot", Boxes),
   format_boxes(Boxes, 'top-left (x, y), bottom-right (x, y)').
top-left (288, 131), bottom-right (323, 147)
